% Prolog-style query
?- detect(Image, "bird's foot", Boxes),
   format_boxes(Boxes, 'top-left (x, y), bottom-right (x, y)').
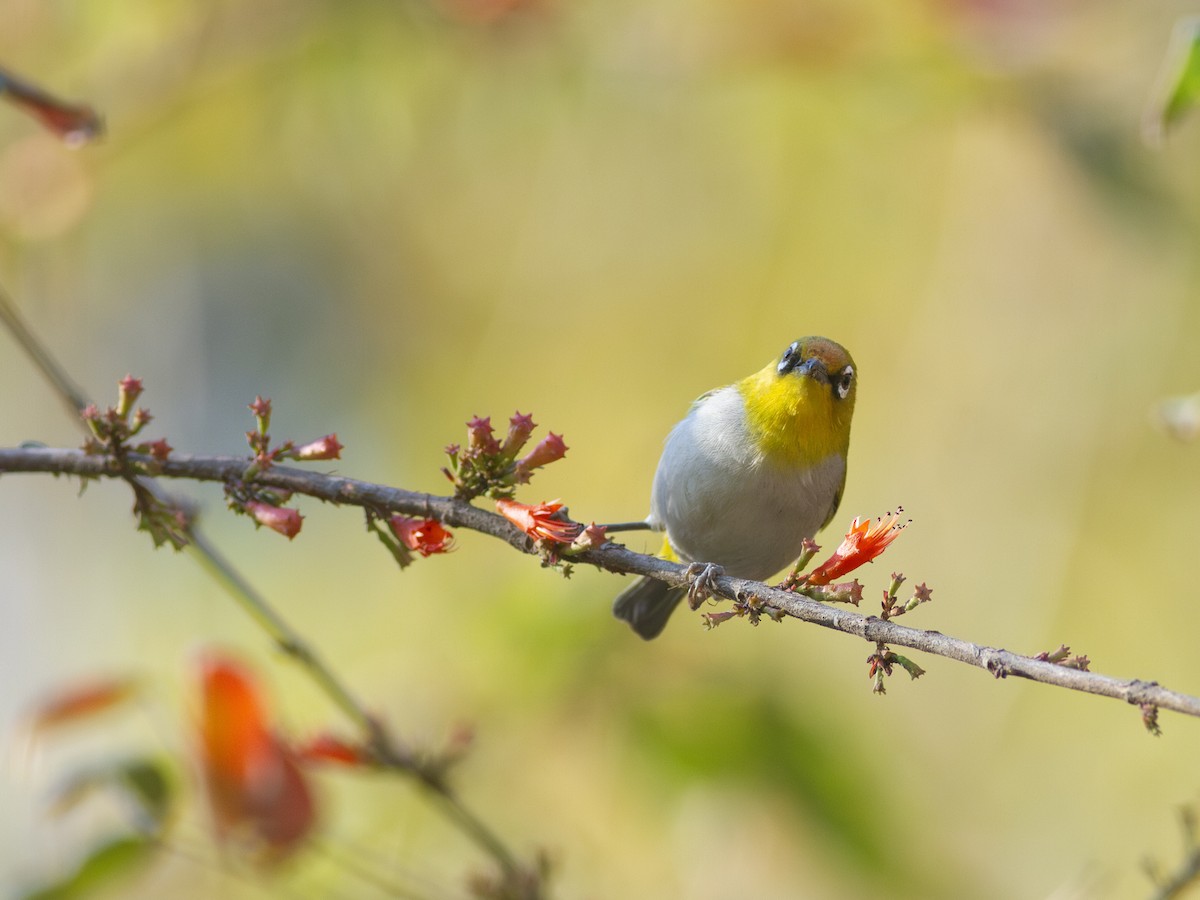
top-left (684, 562), bottom-right (725, 610)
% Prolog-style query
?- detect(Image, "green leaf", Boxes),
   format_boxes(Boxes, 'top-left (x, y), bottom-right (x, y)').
top-left (1145, 16), bottom-right (1200, 143)
top-left (19, 835), bottom-right (155, 900)
top-left (116, 758), bottom-right (174, 832)
top-left (49, 757), bottom-right (174, 836)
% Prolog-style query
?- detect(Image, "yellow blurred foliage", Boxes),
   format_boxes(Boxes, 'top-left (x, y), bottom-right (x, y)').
top-left (3, 1), bottom-right (1200, 897)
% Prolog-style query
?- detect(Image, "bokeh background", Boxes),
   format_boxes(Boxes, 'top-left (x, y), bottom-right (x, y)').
top-left (2, 1), bottom-right (1200, 897)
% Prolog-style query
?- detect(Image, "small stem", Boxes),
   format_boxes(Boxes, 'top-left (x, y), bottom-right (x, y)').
top-left (0, 282), bottom-right (90, 415)
top-left (186, 530), bottom-right (377, 737)
top-left (425, 789), bottom-right (522, 880)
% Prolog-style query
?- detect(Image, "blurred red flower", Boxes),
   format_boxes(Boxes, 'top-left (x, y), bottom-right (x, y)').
top-left (197, 655), bottom-right (316, 863)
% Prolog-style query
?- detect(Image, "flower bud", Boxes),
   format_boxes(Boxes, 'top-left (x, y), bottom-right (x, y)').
top-left (147, 438), bottom-right (173, 462)
top-left (500, 412), bottom-right (537, 459)
top-left (293, 434), bottom-right (344, 461)
top-left (466, 416), bottom-right (500, 455)
top-left (117, 375), bottom-right (143, 418)
top-left (570, 522), bottom-right (608, 553)
top-left (244, 500), bottom-right (302, 539)
top-left (515, 432), bottom-right (568, 478)
top-left (248, 396), bottom-right (272, 434)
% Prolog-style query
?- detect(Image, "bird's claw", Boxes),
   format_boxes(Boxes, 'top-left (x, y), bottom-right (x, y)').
top-left (684, 562), bottom-right (725, 610)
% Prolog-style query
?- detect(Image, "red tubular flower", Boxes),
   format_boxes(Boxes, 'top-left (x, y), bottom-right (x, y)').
top-left (293, 434), bottom-right (343, 461)
top-left (495, 498), bottom-right (583, 543)
top-left (197, 654), bottom-right (316, 863)
top-left (466, 415), bottom-right (501, 455)
top-left (245, 500), bottom-right (303, 540)
top-left (805, 511), bottom-right (907, 586)
top-left (515, 432), bottom-right (568, 477)
top-left (500, 412), bottom-right (537, 458)
top-left (388, 515), bottom-right (455, 556)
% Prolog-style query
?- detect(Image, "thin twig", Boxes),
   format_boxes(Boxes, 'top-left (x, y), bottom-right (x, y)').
top-left (0, 283), bottom-right (91, 415)
top-left (3, 445), bottom-right (1200, 725)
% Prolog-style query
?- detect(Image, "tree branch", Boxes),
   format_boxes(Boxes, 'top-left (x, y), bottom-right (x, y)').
top-left (0, 282), bottom-right (532, 889)
top-left (4, 445), bottom-right (1199, 726)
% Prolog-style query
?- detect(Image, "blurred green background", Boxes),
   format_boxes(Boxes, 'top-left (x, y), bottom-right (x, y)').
top-left (3, 1), bottom-right (1200, 897)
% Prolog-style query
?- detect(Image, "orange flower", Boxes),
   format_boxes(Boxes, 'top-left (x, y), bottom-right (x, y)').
top-left (805, 511), bottom-right (907, 586)
top-left (495, 498), bottom-right (583, 543)
top-left (197, 654), bottom-right (316, 863)
top-left (389, 515), bottom-right (455, 556)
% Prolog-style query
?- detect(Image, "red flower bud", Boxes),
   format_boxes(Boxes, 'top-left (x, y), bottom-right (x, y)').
top-left (147, 438), bottom-right (173, 461)
top-left (293, 434), bottom-right (343, 461)
top-left (466, 416), bottom-right (500, 455)
top-left (117, 375), bottom-right (143, 417)
top-left (515, 432), bottom-right (568, 478)
top-left (248, 396), bottom-right (272, 434)
top-left (245, 500), bottom-right (303, 540)
top-left (500, 411), bottom-right (537, 458)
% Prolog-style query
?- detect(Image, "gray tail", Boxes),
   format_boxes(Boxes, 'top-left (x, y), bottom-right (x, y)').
top-left (613, 576), bottom-right (687, 640)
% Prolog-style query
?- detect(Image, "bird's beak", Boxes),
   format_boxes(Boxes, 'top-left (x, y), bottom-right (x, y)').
top-left (794, 356), bottom-right (830, 385)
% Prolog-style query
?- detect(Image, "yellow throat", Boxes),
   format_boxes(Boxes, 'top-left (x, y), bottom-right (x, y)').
top-left (737, 337), bottom-right (856, 468)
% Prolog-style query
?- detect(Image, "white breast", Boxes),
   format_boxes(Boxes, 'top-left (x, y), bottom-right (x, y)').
top-left (647, 387), bottom-right (845, 580)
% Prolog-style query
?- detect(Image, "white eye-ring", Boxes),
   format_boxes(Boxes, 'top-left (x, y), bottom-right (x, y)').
top-left (836, 366), bottom-right (854, 399)
top-left (777, 341), bottom-right (801, 375)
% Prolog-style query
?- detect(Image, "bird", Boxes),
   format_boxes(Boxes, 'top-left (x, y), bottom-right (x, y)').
top-left (612, 336), bottom-right (857, 639)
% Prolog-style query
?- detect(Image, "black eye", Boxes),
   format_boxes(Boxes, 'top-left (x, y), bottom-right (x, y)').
top-left (836, 366), bottom-right (854, 399)
top-left (777, 341), bottom-right (801, 375)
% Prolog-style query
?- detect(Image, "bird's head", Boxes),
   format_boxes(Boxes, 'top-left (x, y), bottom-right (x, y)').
top-left (739, 336), bottom-right (857, 466)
